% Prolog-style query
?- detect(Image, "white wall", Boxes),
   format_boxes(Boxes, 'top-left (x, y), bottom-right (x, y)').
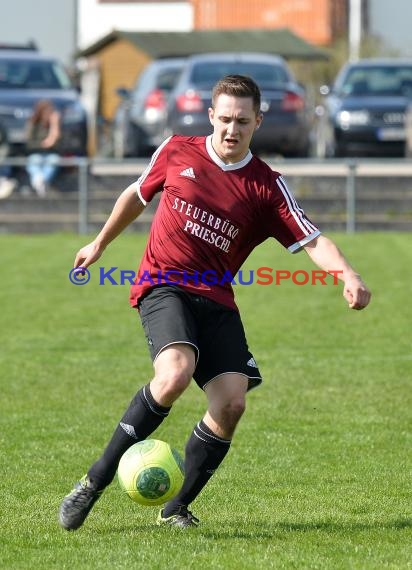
top-left (78, 0), bottom-right (193, 50)
top-left (369, 0), bottom-right (412, 56)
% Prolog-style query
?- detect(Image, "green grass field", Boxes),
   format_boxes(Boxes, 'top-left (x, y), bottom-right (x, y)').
top-left (0, 232), bottom-right (411, 569)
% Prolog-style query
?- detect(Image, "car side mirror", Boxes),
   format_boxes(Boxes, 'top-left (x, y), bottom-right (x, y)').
top-left (116, 87), bottom-right (130, 99)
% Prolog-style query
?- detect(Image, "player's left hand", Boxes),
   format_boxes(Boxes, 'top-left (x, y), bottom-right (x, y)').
top-left (343, 274), bottom-right (371, 310)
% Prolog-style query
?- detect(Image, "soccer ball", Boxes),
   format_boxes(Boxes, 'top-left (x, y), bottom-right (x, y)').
top-left (117, 439), bottom-right (184, 506)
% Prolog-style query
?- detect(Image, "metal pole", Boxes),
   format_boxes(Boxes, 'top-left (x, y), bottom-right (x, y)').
top-left (349, 0), bottom-right (362, 62)
top-left (346, 161), bottom-right (357, 233)
top-left (78, 157), bottom-right (89, 234)
top-left (73, 0), bottom-right (78, 52)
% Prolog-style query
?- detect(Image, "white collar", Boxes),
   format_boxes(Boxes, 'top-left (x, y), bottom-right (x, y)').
top-left (206, 135), bottom-right (253, 171)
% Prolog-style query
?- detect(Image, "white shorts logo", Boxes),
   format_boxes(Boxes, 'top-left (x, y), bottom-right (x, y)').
top-left (247, 357), bottom-right (258, 368)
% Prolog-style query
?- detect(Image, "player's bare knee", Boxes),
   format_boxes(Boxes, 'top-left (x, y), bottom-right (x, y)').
top-left (221, 398), bottom-right (246, 428)
top-left (151, 369), bottom-right (192, 402)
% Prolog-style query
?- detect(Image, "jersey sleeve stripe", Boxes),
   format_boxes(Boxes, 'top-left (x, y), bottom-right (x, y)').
top-left (276, 176), bottom-right (318, 235)
top-left (135, 136), bottom-right (172, 195)
top-left (287, 229), bottom-right (321, 253)
top-left (135, 183), bottom-right (146, 206)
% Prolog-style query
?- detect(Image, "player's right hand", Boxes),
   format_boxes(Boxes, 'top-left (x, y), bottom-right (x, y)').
top-left (343, 274), bottom-right (371, 310)
top-left (74, 241), bottom-right (104, 270)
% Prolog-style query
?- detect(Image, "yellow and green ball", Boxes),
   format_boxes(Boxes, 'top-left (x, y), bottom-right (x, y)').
top-left (118, 439), bottom-right (184, 506)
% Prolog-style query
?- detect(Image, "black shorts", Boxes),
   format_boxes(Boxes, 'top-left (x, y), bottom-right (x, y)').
top-left (137, 285), bottom-right (262, 391)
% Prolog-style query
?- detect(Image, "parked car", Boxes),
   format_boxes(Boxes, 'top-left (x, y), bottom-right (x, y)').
top-left (0, 47), bottom-right (88, 156)
top-left (164, 52), bottom-right (312, 157)
top-left (112, 57), bottom-right (186, 158)
top-left (316, 58), bottom-right (412, 157)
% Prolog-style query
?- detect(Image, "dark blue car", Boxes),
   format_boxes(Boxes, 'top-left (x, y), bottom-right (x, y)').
top-left (165, 52), bottom-right (312, 158)
top-left (0, 48), bottom-right (88, 156)
top-left (316, 59), bottom-right (412, 158)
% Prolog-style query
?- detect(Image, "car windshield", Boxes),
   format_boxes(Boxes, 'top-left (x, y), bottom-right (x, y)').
top-left (337, 66), bottom-right (412, 97)
top-left (189, 62), bottom-right (289, 89)
top-left (156, 68), bottom-right (183, 92)
top-left (0, 59), bottom-right (73, 89)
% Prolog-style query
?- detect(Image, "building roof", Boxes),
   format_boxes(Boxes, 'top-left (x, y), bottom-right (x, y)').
top-left (77, 29), bottom-right (329, 60)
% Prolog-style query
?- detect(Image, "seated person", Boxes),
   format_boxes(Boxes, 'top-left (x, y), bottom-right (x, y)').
top-left (25, 99), bottom-right (61, 197)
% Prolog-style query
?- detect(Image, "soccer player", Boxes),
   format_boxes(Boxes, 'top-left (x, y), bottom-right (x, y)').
top-left (59, 75), bottom-right (371, 530)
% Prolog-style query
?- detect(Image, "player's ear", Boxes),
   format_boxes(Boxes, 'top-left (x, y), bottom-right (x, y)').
top-left (208, 107), bottom-right (214, 126)
top-left (255, 112), bottom-right (263, 130)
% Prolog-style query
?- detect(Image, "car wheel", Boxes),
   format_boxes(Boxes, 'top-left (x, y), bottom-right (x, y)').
top-left (333, 142), bottom-right (347, 158)
top-left (126, 123), bottom-right (145, 157)
top-left (296, 141), bottom-right (311, 158)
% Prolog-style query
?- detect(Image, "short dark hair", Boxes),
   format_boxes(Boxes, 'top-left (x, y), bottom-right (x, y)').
top-left (211, 75), bottom-right (261, 115)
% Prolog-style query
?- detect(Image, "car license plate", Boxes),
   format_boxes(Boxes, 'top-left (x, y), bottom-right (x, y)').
top-left (377, 128), bottom-right (405, 141)
top-left (8, 128), bottom-right (27, 143)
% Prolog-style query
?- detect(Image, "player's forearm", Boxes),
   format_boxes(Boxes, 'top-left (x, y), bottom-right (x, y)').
top-left (304, 235), bottom-right (371, 310)
top-left (303, 235), bottom-right (360, 281)
top-left (94, 183), bottom-right (145, 249)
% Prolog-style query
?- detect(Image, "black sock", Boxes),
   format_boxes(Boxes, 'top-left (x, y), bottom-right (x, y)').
top-left (162, 420), bottom-right (231, 517)
top-left (88, 384), bottom-right (171, 490)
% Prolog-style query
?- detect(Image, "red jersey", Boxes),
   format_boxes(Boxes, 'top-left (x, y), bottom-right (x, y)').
top-left (130, 135), bottom-right (320, 310)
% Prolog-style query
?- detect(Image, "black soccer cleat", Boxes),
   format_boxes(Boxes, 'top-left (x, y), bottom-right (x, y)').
top-left (157, 506), bottom-right (200, 528)
top-left (59, 474), bottom-right (103, 530)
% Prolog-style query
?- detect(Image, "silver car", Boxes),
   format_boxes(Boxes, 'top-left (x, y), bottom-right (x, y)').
top-left (112, 58), bottom-right (186, 158)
